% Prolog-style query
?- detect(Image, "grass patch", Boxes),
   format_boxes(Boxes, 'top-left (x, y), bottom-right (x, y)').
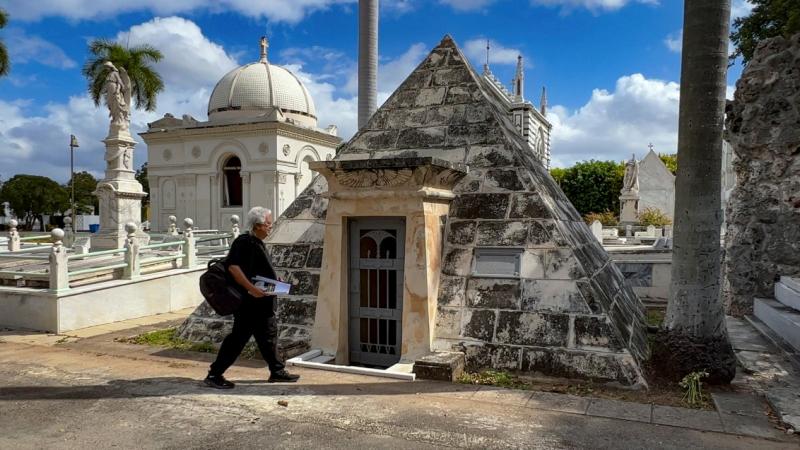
top-left (120, 327), bottom-right (262, 359)
top-left (119, 327), bottom-right (216, 354)
top-left (646, 308), bottom-right (665, 328)
top-left (457, 369), bottom-right (713, 410)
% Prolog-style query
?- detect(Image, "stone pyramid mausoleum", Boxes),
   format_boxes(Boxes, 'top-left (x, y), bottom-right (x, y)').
top-left (179, 35), bottom-right (649, 386)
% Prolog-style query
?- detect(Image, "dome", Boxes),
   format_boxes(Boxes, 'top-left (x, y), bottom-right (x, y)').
top-left (208, 38), bottom-right (316, 127)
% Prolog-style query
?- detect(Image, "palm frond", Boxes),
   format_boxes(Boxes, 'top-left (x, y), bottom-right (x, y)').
top-left (0, 42), bottom-right (8, 77)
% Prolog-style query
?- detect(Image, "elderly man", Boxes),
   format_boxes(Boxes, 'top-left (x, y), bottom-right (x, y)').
top-left (205, 206), bottom-right (300, 389)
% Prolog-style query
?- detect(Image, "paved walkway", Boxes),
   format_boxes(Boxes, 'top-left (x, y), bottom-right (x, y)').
top-left (727, 316), bottom-right (800, 432)
top-left (0, 313), bottom-right (796, 449)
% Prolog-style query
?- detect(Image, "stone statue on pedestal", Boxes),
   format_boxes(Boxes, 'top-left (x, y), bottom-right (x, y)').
top-left (621, 154), bottom-right (640, 194)
top-left (92, 61), bottom-right (149, 250)
top-left (619, 154), bottom-right (641, 224)
top-left (103, 61), bottom-right (131, 135)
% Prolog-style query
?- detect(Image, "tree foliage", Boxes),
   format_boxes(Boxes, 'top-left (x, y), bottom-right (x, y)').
top-left (730, 0), bottom-right (800, 64)
top-left (135, 162), bottom-right (150, 207)
top-left (550, 160), bottom-right (625, 216)
top-left (82, 39), bottom-right (164, 111)
top-left (638, 207), bottom-right (672, 227)
top-left (66, 171), bottom-right (98, 214)
top-left (0, 8), bottom-right (9, 77)
top-left (659, 153), bottom-right (678, 175)
top-left (0, 175), bottom-right (68, 230)
top-left (583, 211), bottom-right (619, 226)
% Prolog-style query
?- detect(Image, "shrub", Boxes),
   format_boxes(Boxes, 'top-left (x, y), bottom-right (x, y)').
top-left (638, 207), bottom-right (672, 227)
top-left (583, 211), bottom-right (618, 226)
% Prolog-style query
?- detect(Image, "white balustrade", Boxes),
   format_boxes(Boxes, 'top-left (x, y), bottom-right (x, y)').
top-left (8, 219), bottom-right (20, 252)
top-left (182, 218), bottom-right (196, 269)
top-left (123, 222), bottom-right (140, 280)
top-left (49, 228), bottom-right (69, 292)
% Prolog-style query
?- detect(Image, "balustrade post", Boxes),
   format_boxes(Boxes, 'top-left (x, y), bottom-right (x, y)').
top-left (168, 215), bottom-right (178, 236)
top-left (182, 218), bottom-right (196, 269)
top-left (63, 216), bottom-right (75, 248)
top-left (230, 214), bottom-right (240, 240)
top-left (123, 222), bottom-right (140, 280)
top-left (49, 228), bottom-right (69, 293)
top-left (8, 219), bottom-right (20, 252)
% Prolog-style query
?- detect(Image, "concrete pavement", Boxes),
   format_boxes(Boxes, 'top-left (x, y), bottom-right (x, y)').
top-left (0, 315), bottom-right (796, 449)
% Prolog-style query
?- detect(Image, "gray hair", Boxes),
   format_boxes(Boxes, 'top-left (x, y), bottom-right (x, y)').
top-left (245, 206), bottom-right (273, 231)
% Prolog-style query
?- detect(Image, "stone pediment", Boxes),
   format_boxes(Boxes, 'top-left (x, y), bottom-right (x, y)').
top-left (309, 157), bottom-right (467, 193)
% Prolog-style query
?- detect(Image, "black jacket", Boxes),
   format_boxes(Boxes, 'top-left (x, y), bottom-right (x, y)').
top-left (226, 232), bottom-right (278, 313)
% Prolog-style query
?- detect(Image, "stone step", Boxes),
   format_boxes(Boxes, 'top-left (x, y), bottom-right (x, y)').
top-left (781, 276), bottom-right (800, 294)
top-left (754, 298), bottom-right (800, 353)
top-left (775, 279), bottom-right (800, 311)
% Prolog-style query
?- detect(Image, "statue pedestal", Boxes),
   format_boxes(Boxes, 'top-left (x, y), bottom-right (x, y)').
top-left (92, 132), bottom-right (150, 250)
top-left (619, 191), bottom-right (640, 225)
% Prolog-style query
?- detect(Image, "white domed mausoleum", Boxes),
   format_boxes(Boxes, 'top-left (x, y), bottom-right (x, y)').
top-left (141, 37), bottom-right (341, 231)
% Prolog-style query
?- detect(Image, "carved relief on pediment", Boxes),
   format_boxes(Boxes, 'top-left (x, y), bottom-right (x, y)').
top-left (334, 168), bottom-right (414, 189)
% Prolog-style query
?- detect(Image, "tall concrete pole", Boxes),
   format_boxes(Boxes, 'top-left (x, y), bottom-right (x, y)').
top-left (358, 0), bottom-right (378, 129)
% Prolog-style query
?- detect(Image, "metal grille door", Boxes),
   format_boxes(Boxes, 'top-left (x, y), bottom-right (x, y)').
top-left (348, 218), bottom-right (405, 367)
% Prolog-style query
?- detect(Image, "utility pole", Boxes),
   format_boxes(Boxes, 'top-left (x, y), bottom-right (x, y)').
top-left (69, 134), bottom-right (79, 230)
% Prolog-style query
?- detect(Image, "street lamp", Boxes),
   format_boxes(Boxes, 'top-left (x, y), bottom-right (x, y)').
top-left (69, 134), bottom-right (79, 231)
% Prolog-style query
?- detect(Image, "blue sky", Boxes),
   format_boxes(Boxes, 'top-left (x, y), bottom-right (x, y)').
top-left (0, 0), bottom-right (753, 182)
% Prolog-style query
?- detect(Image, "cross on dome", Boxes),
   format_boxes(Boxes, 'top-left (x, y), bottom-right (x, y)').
top-left (260, 36), bottom-right (269, 62)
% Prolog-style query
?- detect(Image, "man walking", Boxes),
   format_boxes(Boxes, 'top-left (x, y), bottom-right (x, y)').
top-left (205, 206), bottom-right (300, 389)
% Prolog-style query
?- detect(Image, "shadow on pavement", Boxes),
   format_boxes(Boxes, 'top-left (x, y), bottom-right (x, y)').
top-left (0, 376), bottom-right (479, 401)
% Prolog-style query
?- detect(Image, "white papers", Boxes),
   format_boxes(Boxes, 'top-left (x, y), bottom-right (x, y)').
top-left (252, 275), bottom-right (292, 295)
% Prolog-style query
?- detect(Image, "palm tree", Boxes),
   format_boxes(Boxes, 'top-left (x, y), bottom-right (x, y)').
top-left (82, 39), bottom-right (164, 112)
top-left (653, 0), bottom-right (736, 384)
top-left (0, 8), bottom-right (10, 77)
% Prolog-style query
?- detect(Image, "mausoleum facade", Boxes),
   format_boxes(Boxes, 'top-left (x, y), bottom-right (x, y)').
top-left (141, 38), bottom-right (341, 232)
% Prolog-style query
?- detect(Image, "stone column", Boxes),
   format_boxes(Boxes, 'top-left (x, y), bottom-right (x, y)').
top-left (92, 131), bottom-right (150, 249)
top-left (242, 172), bottom-right (251, 215)
top-left (358, 0), bottom-right (378, 129)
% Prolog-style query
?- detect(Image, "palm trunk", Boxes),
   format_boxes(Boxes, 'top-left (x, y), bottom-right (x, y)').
top-left (652, 0), bottom-right (736, 384)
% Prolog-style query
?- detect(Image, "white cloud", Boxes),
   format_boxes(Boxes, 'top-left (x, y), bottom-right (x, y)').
top-left (664, 30), bottom-right (682, 53)
top-left (6, 0), bottom-right (355, 24)
top-left (464, 38), bottom-right (523, 67)
top-left (116, 17), bottom-right (238, 91)
top-left (547, 73), bottom-right (680, 167)
top-left (732, 0), bottom-right (754, 20)
top-left (0, 18), bottom-right (430, 181)
top-left (0, 17), bottom-right (240, 182)
top-left (439, 0), bottom-right (498, 11)
top-left (531, 0), bottom-right (658, 13)
top-left (6, 28), bottom-right (77, 69)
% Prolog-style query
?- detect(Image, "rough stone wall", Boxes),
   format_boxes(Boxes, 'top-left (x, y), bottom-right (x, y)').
top-left (177, 176), bottom-right (328, 358)
top-left (724, 33), bottom-right (800, 316)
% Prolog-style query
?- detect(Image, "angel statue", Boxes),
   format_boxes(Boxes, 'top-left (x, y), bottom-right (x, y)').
top-left (621, 154), bottom-right (640, 194)
top-left (103, 61), bottom-right (131, 134)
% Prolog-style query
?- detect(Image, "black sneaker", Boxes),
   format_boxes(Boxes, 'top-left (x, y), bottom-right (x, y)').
top-left (268, 369), bottom-right (300, 383)
top-left (204, 374), bottom-right (235, 389)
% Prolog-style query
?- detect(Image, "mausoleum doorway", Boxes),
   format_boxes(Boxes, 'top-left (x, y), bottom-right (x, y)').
top-left (348, 217), bottom-right (405, 367)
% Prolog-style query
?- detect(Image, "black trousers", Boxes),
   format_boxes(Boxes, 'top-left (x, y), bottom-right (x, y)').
top-left (209, 298), bottom-right (284, 376)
